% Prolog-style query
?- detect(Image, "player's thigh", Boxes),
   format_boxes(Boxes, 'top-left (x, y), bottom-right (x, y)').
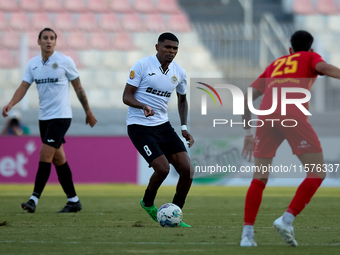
top-left (157, 123), bottom-right (187, 161)
top-left (149, 154), bottom-right (170, 176)
top-left (280, 117), bottom-right (322, 156)
top-left (253, 118), bottom-right (284, 158)
top-left (168, 151), bottom-right (193, 178)
top-left (127, 124), bottom-right (164, 166)
top-left (39, 118), bottom-right (71, 149)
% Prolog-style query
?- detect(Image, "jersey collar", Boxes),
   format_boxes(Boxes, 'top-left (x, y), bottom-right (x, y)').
top-left (40, 51), bottom-right (57, 65)
top-left (154, 55), bottom-right (172, 75)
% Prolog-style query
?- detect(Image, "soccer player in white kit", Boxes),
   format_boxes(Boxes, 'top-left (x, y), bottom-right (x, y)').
top-left (123, 33), bottom-right (194, 227)
top-left (2, 28), bottom-right (97, 213)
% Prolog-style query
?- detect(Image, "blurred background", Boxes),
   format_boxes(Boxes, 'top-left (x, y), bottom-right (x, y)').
top-left (1, 0), bottom-right (340, 185)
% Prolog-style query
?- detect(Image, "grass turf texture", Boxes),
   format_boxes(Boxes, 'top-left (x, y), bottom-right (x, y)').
top-left (0, 185), bottom-right (339, 255)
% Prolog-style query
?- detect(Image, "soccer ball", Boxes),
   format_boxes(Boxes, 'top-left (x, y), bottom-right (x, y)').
top-left (157, 203), bottom-right (183, 227)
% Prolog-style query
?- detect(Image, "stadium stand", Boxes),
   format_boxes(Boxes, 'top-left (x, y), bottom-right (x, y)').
top-left (0, 12), bottom-right (7, 31)
top-left (32, 13), bottom-right (52, 31)
top-left (64, 0), bottom-right (86, 13)
top-left (20, 0), bottom-right (41, 12)
top-left (68, 32), bottom-right (88, 50)
top-left (1, 32), bottom-right (20, 50)
top-left (316, 0), bottom-right (338, 14)
top-left (110, 0), bottom-right (133, 13)
top-left (135, 0), bottom-right (156, 13)
top-left (157, 0), bottom-right (181, 14)
top-left (77, 13), bottom-right (98, 32)
top-left (100, 13), bottom-right (121, 32)
top-left (0, 0), bottom-right (17, 12)
top-left (144, 13), bottom-right (166, 32)
top-left (122, 13), bottom-right (144, 32)
top-left (293, 0), bottom-right (315, 14)
top-left (41, 0), bottom-right (64, 12)
top-left (87, 0), bottom-right (108, 13)
top-left (9, 12), bottom-right (30, 31)
top-left (55, 13), bottom-right (74, 31)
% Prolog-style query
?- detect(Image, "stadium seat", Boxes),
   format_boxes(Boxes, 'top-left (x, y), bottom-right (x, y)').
top-left (55, 13), bottom-right (74, 31)
top-left (59, 50), bottom-right (84, 68)
top-left (134, 0), bottom-right (156, 13)
top-left (68, 32), bottom-right (88, 50)
top-left (55, 32), bottom-right (68, 50)
top-left (144, 14), bottom-right (166, 32)
top-left (20, 0), bottom-right (41, 12)
top-left (64, 0), bottom-right (86, 12)
top-left (316, 0), bottom-right (338, 14)
top-left (122, 13), bottom-right (144, 32)
top-left (0, 50), bottom-right (15, 68)
top-left (81, 51), bottom-right (102, 68)
top-left (113, 33), bottom-right (135, 51)
top-left (32, 13), bottom-right (52, 31)
top-left (28, 32), bottom-right (39, 49)
top-left (110, 0), bottom-right (133, 13)
top-left (100, 13), bottom-right (121, 32)
top-left (293, 0), bottom-right (315, 14)
top-left (156, 0), bottom-right (181, 14)
top-left (168, 14), bottom-right (191, 32)
top-left (41, 0), bottom-right (64, 12)
top-left (0, 12), bottom-right (7, 31)
top-left (9, 13), bottom-right (30, 31)
top-left (90, 33), bottom-right (112, 50)
top-left (87, 0), bottom-right (108, 13)
top-left (77, 13), bottom-right (98, 32)
top-left (1, 32), bottom-right (20, 50)
top-left (0, 0), bottom-right (17, 12)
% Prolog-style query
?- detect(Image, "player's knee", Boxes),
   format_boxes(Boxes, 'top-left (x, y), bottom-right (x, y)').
top-left (155, 165), bottom-right (170, 177)
top-left (39, 149), bottom-right (54, 162)
top-left (255, 178), bottom-right (268, 185)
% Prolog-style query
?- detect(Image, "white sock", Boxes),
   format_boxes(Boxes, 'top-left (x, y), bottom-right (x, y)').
top-left (282, 212), bottom-right (295, 226)
top-left (242, 225), bottom-right (254, 239)
top-left (68, 196), bottom-right (79, 203)
top-left (30, 196), bottom-right (38, 206)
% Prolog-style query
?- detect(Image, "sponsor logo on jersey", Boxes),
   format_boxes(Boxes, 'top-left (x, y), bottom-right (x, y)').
top-left (171, 75), bottom-right (178, 84)
top-left (130, 70), bottom-right (135, 79)
top-left (34, 78), bottom-right (59, 84)
top-left (146, 87), bottom-right (171, 97)
top-left (52, 63), bottom-right (58, 70)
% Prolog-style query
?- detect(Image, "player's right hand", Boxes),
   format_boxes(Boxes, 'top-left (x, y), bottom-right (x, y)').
top-left (2, 104), bottom-right (12, 118)
top-left (143, 105), bottom-right (154, 117)
top-left (242, 135), bottom-right (254, 162)
top-left (86, 112), bottom-right (97, 127)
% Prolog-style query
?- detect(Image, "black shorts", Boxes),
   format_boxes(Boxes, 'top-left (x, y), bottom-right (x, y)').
top-left (128, 121), bottom-right (187, 165)
top-left (39, 118), bottom-right (71, 149)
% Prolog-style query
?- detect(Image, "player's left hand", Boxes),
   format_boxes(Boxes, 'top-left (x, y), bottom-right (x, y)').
top-left (86, 112), bottom-right (97, 127)
top-left (182, 130), bottom-right (194, 148)
top-left (242, 135), bottom-right (254, 162)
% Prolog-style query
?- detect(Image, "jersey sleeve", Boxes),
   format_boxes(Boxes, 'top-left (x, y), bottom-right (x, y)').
top-left (65, 57), bottom-right (79, 81)
top-left (22, 61), bottom-right (34, 84)
top-left (250, 69), bottom-right (267, 93)
top-left (176, 71), bottom-right (187, 95)
top-left (126, 60), bottom-right (143, 87)
top-left (310, 52), bottom-right (325, 75)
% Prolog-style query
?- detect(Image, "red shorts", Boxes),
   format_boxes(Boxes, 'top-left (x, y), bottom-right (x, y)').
top-left (253, 115), bottom-right (322, 158)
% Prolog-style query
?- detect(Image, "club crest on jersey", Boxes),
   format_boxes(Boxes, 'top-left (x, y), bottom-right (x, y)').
top-left (52, 63), bottom-right (58, 70)
top-left (171, 75), bottom-right (178, 84)
top-left (130, 70), bottom-right (135, 79)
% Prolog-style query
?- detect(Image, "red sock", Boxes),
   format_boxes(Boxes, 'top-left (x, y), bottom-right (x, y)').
top-left (287, 174), bottom-right (323, 216)
top-left (244, 179), bottom-right (266, 225)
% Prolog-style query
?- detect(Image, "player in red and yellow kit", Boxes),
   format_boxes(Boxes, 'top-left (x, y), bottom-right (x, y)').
top-left (240, 30), bottom-right (340, 247)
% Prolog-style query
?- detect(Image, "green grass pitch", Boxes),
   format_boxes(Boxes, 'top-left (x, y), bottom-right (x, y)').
top-left (0, 184), bottom-right (339, 255)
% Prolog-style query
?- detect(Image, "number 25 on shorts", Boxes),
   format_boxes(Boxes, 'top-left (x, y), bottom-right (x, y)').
top-left (143, 145), bottom-right (152, 156)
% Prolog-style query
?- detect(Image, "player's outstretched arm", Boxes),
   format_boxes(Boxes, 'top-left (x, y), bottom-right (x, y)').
top-left (122, 83), bottom-right (155, 117)
top-left (177, 93), bottom-right (194, 148)
top-left (71, 77), bottom-right (97, 127)
top-left (241, 87), bottom-right (262, 162)
top-left (315, 62), bottom-right (340, 79)
top-left (2, 81), bottom-right (30, 118)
